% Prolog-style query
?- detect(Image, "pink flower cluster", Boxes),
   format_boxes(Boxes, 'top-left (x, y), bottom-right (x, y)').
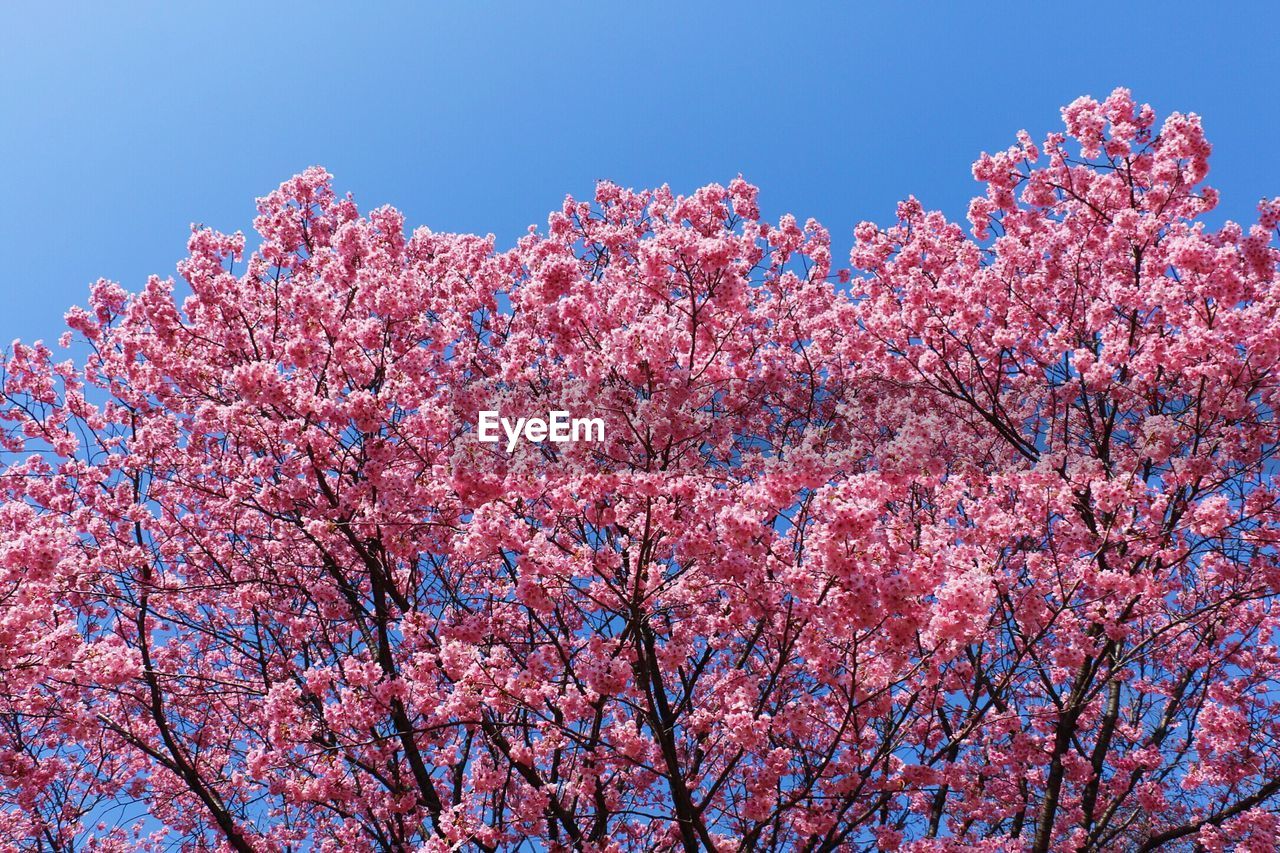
top-left (2, 90), bottom-right (1280, 851)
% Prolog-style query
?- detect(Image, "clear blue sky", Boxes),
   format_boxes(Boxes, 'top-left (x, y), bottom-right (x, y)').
top-left (3, 2), bottom-right (1278, 346)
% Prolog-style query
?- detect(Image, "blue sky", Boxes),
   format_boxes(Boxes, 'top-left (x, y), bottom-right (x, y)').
top-left (2, 2), bottom-right (1278, 345)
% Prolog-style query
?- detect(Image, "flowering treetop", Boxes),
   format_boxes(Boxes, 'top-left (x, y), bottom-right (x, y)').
top-left (2, 89), bottom-right (1280, 852)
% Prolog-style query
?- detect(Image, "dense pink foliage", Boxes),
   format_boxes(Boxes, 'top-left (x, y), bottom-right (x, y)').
top-left (3, 90), bottom-right (1280, 851)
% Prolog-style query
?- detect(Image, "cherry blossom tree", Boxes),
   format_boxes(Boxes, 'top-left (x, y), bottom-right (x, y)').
top-left (2, 89), bottom-right (1279, 851)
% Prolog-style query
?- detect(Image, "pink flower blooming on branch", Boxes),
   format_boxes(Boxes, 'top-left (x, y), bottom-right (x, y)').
top-left (3, 89), bottom-right (1280, 851)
